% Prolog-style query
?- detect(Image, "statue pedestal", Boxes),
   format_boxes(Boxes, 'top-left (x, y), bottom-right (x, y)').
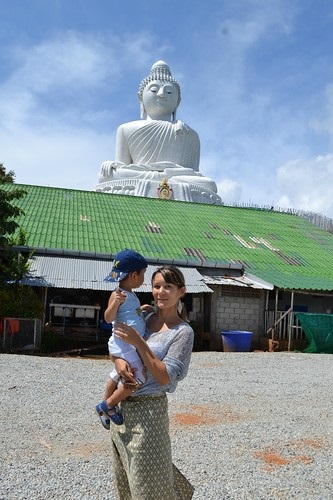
top-left (93, 178), bottom-right (222, 205)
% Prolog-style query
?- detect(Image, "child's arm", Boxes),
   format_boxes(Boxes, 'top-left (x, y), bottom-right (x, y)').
top-left (104, 288), bottom-right (127, 323)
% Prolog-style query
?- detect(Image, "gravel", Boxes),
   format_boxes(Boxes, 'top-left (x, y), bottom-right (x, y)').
top-left (1, 351), bottom-right (332, 499)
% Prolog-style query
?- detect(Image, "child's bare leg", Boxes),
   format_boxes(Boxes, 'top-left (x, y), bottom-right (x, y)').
top-left (96, 378), bottom-right (123, 428)
top-left (105, 384), bottom-right (135, 408)
top-left (104, 378), bottom-right (117, 401)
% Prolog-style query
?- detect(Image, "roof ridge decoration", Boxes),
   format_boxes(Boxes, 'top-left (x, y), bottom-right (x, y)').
top-left (157, 178), bottom-right (173, 200)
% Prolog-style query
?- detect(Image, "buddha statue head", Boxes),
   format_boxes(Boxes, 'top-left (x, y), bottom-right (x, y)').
top-left (138, 61), bottom-right (181, 121)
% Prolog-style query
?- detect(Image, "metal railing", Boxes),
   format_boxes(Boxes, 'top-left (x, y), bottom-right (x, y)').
top-left (265, 309), bottom-right (305, 351)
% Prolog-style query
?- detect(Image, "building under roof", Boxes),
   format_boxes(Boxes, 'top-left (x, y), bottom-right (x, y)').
top-left (3, 183), bottom-right (333, 351)
top-left (5, 182), bottom-right (333, 293)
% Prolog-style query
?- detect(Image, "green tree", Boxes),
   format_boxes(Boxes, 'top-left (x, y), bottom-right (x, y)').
top-left (0, 164), bottom-right (29, 287)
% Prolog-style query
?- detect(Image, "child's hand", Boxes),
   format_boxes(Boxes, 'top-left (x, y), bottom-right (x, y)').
top-left (114, 288), bottom-right (127, 304)
top-left (104, 289), bottom-right (127, 323)
top-left (141, 304), bottom-right (155, 312)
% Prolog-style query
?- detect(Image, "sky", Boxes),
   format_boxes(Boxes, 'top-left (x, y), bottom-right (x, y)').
top-left (1, 0), bottom-right (333, 218)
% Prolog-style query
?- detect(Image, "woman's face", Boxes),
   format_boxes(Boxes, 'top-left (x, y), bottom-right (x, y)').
top-left (142, 80), bottom-right (179, 119)
top-left (152, 272), bottom-right (185, 310)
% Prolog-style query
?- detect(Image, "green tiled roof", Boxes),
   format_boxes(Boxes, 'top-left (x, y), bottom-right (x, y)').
top-left (4, 183), bottom-right (333, 291)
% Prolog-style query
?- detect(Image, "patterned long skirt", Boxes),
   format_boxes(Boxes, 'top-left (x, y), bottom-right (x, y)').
top-left (110, 394), bottom-right (194, 500)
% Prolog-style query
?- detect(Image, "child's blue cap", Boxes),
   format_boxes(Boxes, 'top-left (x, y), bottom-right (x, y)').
top-left (104, 249), bottom-right (147, 282)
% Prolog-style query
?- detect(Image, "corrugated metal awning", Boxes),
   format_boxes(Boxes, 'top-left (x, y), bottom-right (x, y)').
top-left (200, 272), bottom-right (273, 290)
top-left (23, 256), bottom-right (213, 294)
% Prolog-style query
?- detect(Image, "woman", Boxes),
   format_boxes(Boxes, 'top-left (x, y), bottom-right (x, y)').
top-left (110, 265), bottom-right (195, 499)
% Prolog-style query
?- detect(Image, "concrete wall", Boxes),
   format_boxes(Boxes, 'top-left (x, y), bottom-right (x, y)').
top-left (209, 285), bottom-right (267, 350)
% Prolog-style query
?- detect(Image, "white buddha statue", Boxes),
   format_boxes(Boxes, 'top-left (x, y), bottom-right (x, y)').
top-left (94, 61), bottom-right (221, 204)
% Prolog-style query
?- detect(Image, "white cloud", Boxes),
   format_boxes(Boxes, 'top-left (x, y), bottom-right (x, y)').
top-left (2, 122), bottom-right (113, 189)
top-left (1, 31), bottom-right (160, 124)
top-left (216, 179), bottom-right (242, 204)
top-left (9, 35), bottom-right (108, 93)
top-left (0, 30), bottom-right (163, 188)
top-left (276, 154), bottom-right (333, 217)
top-left (6, 31), bottom-right (161, 95)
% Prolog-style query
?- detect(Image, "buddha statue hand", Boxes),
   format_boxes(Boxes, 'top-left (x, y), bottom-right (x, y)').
top-left (149, 161), bottom-right (183, 172)
top-left (99, 161), bottom-right (126, 181)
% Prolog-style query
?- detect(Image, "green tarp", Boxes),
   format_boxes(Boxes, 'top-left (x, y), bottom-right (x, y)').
top-left (295, 313), bottom-right (333, 354)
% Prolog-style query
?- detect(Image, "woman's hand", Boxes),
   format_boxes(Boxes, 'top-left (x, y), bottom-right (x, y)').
top-left (114, 357), bottom-right (138, 389)
top-left (113, 322), bottom-right (141, 347)
top-left (114, 322), bottom-right (170, 386)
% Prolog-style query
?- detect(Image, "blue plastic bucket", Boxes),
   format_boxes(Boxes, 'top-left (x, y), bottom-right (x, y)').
top-left (221, 330), bottom-right (253, 352)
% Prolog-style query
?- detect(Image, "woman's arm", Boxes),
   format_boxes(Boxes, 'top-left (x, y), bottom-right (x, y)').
top-left (113, 322), bottom-right (170, 386)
